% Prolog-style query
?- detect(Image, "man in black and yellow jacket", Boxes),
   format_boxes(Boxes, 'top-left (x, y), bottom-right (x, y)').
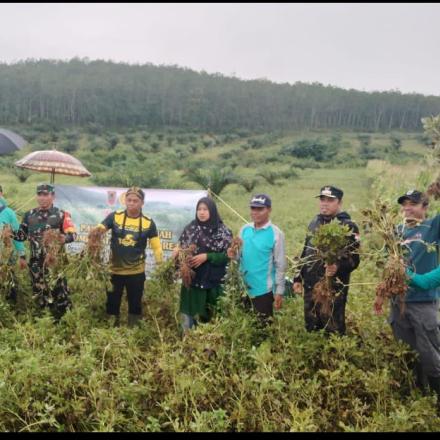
top-left (98, 186), bottom-right (163, 327)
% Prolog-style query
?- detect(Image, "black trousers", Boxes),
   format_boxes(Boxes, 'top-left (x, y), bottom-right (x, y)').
top-left (5, 272), bottom-right (18, 304)
top-left (107, 272), bottom-right (146, 316)
top-left (304, 290), bottom-right (347, 335)
top-left (242, 291), bottom-right (274, 326)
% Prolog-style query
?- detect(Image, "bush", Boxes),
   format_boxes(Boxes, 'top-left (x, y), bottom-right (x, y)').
top-left (202, 140), bottom-right (214, 149)
top-left (389, 135), bottom-right (402, 152)
top-left (357, 134), bottom-right (372, 147)
top-left (282, 139), bottom-right (331, 162)
top-left (106, 135), bottom-right (119, 150)
top-left (61, 140), bottom-right (79, 154)
top-left (359, 145), bottom-right (381, 160)
top-left (85, 122), bottom-right (104, 135)
top-left (219, 152), bottom-right (233, 161)
top-left (247, 138), bottom-right (265, 149)
top-left (12, 168), bottom-right (32, 183)
top-left (189, 144), bottom-right (199, 153)
top-left (151, 142), bottom-right (161, 152)
top-left (125, 134), bottom-right (135, 144)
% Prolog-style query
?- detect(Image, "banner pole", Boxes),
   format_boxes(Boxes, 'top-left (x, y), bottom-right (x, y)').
top-left (209, 189), bottom-right (249, 224)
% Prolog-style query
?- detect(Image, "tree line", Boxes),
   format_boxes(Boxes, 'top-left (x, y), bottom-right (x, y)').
top-left (0, 58), bottom-right (439, 132)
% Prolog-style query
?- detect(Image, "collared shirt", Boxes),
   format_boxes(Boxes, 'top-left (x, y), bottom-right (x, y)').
top-left (398, 214), bottom-right (440, 302)
top-left (238, 220), bottom-right (286, 297)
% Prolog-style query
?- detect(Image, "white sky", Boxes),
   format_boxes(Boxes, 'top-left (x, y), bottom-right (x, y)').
top-left (1, 3), bottom-right (439, 96)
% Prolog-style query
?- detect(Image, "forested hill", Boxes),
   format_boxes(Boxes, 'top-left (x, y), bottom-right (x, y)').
top-left (1, 58), bottom-right (439, 132)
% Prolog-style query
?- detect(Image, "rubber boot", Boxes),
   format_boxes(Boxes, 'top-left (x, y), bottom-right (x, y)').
top-left (107, 314), bottom-right (120, 327)
top-left (427, 376), bottom-right (440, 413)
top-left (414, 361), bottom-right (429, 395)
top-left (127, 313), bottom-right (141, 328)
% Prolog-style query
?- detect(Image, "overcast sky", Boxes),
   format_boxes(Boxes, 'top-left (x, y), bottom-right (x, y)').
top-left (1, 3), bottom-right (439, 96)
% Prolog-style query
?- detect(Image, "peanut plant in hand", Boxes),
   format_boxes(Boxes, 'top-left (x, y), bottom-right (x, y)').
top-left (310, 221), bottom-right (353, 316)
top-left (361, 200), bottom-right (412, 315)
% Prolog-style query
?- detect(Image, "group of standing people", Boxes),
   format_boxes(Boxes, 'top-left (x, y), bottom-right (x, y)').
top-left (0, 182), bottom-right (439, 409)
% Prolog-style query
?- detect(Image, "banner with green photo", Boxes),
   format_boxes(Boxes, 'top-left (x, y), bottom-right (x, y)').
top-left (54, 185), bottom-right (208, 274)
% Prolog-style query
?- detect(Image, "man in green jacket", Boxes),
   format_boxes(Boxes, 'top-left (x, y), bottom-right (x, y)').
top-left (0, 185), bottom-right (27, 303)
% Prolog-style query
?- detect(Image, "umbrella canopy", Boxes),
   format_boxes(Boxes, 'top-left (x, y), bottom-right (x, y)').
top-left (15, 150), bottom-right (91, 183)
top-left (0, 128), bottom-right (27, 155)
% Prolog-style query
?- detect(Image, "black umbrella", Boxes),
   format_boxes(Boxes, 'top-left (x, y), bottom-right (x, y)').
top-left (0, 128), bottom-right (27, 155)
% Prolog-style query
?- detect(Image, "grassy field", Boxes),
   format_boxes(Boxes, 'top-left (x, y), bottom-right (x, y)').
top-left (0, 128), bottom-right (439, 431)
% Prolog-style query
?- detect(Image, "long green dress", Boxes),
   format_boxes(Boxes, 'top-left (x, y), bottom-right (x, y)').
top-left (179, 252), bottom-right (229, 321)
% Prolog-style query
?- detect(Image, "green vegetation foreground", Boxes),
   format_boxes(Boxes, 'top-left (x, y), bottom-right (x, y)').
top-left (0, 156), bottom-right (439, 431)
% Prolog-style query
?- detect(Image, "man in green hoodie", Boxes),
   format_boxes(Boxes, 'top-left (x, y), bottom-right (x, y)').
top-left (374, 189), bottom-right (440, 410)
top-left (0, 185), bottom-right (27, 303)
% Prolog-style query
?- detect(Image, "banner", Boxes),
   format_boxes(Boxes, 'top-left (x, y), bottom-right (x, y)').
top-left (54, 185), bottom-right (208, 274)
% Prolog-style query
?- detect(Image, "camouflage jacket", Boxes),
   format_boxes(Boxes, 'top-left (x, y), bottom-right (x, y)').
top-left (14, 206), bottom-right (77, 260)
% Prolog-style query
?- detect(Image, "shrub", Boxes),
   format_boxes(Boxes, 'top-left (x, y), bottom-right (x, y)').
top-left (282, 138), bottom-right (330, 162)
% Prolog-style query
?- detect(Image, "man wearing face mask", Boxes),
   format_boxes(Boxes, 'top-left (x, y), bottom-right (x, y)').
top-left (293, 186), bottom-right (360, 335)
top-left (14, 184), bottom-right (77, 319)
top-left (374, 190), bottom-right (440, 410)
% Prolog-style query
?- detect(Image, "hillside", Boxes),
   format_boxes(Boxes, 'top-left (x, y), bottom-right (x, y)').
top-left (1, 58), bottom-right (440, 131)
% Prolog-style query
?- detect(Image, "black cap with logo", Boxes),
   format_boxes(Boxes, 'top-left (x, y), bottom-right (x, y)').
top-left (250, 194), bottom-right (272, 208)
top-left (315, 185), bottom-right (344, 200)
top-left (397, 189), bottom-right (426, 205)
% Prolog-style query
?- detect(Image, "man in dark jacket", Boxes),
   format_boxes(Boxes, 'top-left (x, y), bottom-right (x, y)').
top-left (293, 186), bottom-right (360, 335)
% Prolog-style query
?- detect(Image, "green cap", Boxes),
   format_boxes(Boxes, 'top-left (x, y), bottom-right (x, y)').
top-left (36, 184), bottom-right (55, 194)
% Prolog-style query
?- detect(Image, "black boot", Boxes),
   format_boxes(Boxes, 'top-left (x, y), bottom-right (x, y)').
top-left (427, 376), bottom-right (440, 413)
top-left (127, 314), bottom-right (141, 328)
top-left (414, 361), bottom-right (429, 395)
top-left (107, 314), bottom-right (120, 327)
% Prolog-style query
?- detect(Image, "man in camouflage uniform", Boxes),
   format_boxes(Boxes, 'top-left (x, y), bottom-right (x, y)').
top-left (14, 184), bottom-right (77, 319)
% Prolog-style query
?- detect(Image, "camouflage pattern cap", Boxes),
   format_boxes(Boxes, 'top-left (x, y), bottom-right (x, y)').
top-left (36, 184), bottom-right (55, 194)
